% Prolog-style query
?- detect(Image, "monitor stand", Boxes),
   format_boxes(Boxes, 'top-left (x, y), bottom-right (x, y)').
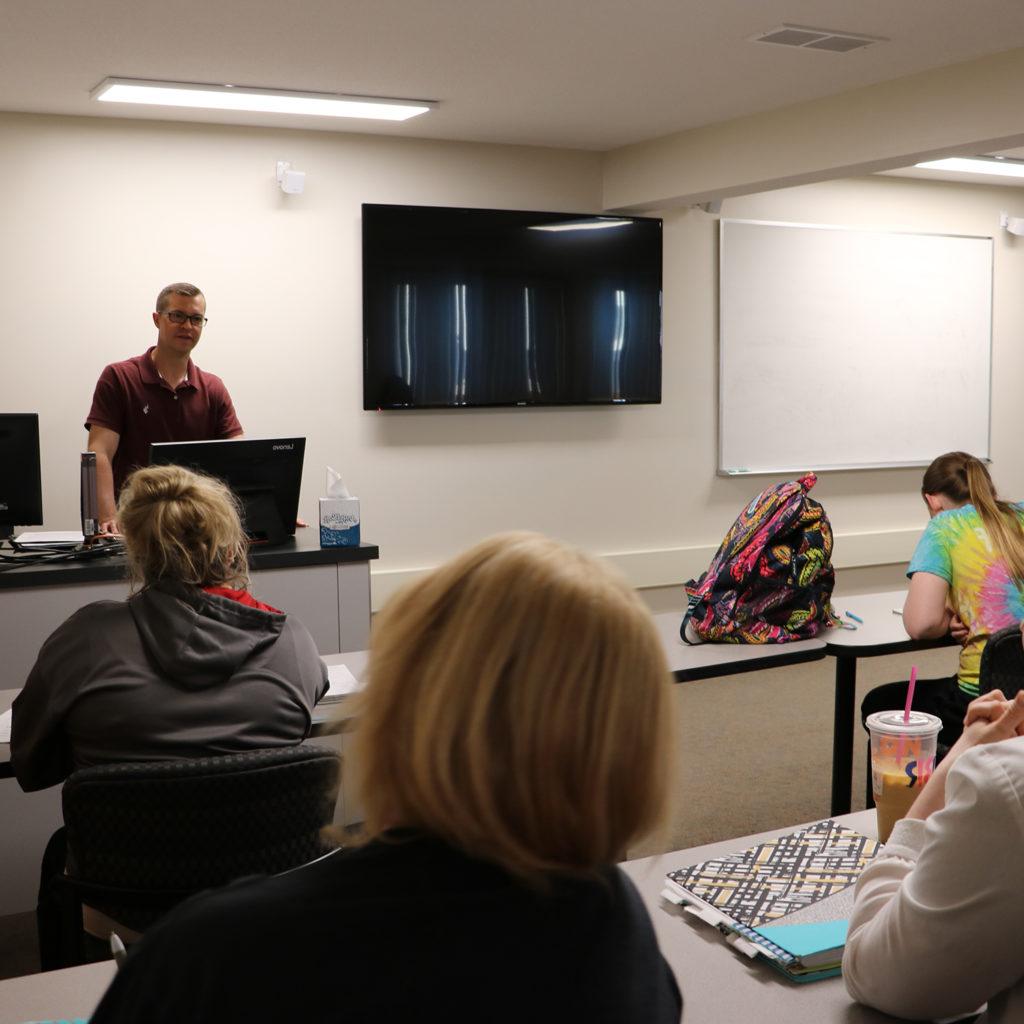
top-left (238, 489), bottom-right (290, 547)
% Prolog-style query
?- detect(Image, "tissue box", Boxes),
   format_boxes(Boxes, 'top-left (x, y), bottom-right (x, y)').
top-left (319, 497), bottom-right (360, 547)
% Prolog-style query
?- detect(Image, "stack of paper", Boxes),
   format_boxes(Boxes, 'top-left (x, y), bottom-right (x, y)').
top-left (14, 531), bottom-right (84, 549)
top-left (320, 662), bottom-right (363, 704)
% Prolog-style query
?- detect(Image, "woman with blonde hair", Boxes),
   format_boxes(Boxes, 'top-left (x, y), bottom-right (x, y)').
top-left (88, 532), bottom-right (682, 1023)
top-left (12, 464), bottom-right (327, 791)
top-left (861, 451), bottom-right (1024, 751)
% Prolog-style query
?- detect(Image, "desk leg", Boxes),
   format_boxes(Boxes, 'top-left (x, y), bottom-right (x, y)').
top-left (831, 656), bottom-right (857, 816)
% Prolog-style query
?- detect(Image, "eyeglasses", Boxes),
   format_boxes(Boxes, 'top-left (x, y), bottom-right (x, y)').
top-left (160, 310), bottom-right (208, 327)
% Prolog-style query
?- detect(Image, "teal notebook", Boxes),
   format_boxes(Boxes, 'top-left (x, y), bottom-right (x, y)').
top-left (754, 919), bottom-right (849, 967)
top-left (20, 1019), bottom-right (89, 1024)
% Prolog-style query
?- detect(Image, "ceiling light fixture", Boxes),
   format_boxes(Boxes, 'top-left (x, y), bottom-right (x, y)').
top-left (914, 156), bottom-right (1024, 179)
top-left (92, 78), bottom-right (436, 122)
top-left (529, 219), bottom-right (633, 232)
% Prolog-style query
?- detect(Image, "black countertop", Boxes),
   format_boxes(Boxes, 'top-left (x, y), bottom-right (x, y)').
top-left (0, 532), bottom-right (378, 589)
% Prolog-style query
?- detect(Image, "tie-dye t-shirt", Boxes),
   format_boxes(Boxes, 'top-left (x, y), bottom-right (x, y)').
top-left (907, 503), bottom-right (1024, 695)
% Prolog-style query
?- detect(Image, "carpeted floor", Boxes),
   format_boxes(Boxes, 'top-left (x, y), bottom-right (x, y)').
top-left (632, 644), bottom-right (960, 857)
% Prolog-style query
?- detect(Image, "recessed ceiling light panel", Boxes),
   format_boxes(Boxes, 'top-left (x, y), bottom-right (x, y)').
top-left (91, 78), bottom-right (436, 122)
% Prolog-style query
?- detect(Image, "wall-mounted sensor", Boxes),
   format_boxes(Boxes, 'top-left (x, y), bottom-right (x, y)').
top-left (276, 160), bottom-right (306, 195)
top-left (1000, 211), bottom-right (1024, 237)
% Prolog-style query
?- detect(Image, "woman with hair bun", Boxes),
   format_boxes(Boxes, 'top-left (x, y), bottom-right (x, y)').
top-left (88, 532), bottom-right (682, 1023)
top-left (11, 464), bottom-right (327, 792)
top-left (861, 451), bottom-right (1024, 751)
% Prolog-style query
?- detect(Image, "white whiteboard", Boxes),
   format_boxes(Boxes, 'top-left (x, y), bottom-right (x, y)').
top-left (718, 219), bottom-right (993, 475)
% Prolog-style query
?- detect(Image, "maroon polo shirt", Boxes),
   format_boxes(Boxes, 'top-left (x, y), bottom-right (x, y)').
top-left (85, 347), bottom-right (243, 495)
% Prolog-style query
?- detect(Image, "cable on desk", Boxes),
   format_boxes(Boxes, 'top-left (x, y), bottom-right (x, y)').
top-left (0, 540), bottom-right (125, 572)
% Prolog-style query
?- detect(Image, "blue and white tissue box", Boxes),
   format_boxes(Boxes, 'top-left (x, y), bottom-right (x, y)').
top-left (319, 497), bottom-right (360, 547)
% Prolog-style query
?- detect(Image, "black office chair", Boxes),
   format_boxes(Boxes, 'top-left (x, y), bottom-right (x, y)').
top-left (978, 624), bottom-right (1024, 699)
top-left (40, 744), bottom-right (340, 970)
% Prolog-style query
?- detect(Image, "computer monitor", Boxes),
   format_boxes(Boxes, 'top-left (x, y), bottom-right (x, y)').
top-left (149, 437), bottom-right (305, 546)
top-left (0, 413), bottom-right (43, 540)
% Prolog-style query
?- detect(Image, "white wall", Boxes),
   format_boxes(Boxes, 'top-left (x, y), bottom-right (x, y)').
top-left (3, 112), bottom-right (1022, 609)
top-left (651, 172), bottom-right (1024, 592)
top-left (0, 112), bottom-right (612, 603)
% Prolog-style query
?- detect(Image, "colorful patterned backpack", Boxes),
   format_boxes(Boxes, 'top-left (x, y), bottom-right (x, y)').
top-left (681, 473), bottom-right (839, 644)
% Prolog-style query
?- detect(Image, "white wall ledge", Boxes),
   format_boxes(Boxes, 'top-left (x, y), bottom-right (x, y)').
top-left (369, 528), bottom-right (919, 610)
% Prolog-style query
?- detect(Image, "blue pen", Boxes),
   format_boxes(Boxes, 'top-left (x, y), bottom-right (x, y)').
top-left (845, 611), bottom-right (863, 623)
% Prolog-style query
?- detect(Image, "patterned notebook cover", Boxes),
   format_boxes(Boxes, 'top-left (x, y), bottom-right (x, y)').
top-left (665, 819), bottom-right (881, 929)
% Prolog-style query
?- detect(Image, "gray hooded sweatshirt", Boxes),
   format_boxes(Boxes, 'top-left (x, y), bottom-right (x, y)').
top-left (11, 584), bottom-right (328, 791)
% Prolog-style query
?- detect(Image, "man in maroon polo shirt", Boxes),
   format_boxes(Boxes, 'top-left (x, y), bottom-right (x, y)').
top-left (85, 282), bottom-right (242, 533)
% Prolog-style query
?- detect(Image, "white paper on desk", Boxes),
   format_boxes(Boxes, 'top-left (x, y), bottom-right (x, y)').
top-left (15, 530), bottom-right (85, 547)
top-left (321, 662), bottom-right (362, 703)
top-left (0, 709), bottom-right (11, 744)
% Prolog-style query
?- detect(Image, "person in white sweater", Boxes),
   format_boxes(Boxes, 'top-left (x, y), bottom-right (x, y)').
top-left (844, 686), bottom-right (1024, 1023)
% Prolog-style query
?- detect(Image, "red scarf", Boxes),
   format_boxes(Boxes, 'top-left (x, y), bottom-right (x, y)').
top-left (203, 586), bottom-right (282, 615)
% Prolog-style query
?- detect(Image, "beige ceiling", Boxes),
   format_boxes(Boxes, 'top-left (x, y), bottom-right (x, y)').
top-left (4, 0), bottom-right (1024, 152)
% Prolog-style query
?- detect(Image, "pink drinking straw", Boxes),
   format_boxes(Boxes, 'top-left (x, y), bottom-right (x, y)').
top-left (898, 666), bottom-right (918, 766)
top-left (904, 666), bottom-right (918, 723)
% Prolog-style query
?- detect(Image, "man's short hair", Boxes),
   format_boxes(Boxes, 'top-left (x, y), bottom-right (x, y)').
top-left (155, 282), bottom-right (204, 312)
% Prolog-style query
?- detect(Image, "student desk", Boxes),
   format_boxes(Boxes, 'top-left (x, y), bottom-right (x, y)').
top-left (823, 591), bottom-right (957, 816)
top-left (0, 958), bottom-right (116, 1022)
top-left (0, 632), bottom-right (829, 917)
top-left (622, 810), bottom-right (918, 1024)
top-left (650, 611), bottom-right (827, 680)
top-left (656, 600), bottom-right (955, 819)
top-left (0, 811), bottom-right (908, 1024)
top-left (0, 629), bottom-right (823, 780)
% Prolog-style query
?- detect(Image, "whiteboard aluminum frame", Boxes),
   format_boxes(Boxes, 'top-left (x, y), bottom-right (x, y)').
top-left (717, 217), bottom-right (994, 477)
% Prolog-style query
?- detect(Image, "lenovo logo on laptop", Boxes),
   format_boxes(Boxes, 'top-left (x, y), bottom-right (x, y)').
top-left (272, 444), bottom-right (294, 451)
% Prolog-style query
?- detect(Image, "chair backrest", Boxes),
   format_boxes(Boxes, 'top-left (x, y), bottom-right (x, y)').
top-left (61, 744), bottom-right (340, 930)
top-left (978, 624), bottom-right (1024, 699)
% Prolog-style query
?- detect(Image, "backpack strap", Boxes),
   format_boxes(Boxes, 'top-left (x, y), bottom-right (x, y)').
top-left (680, 594), bottom-right (702, 645)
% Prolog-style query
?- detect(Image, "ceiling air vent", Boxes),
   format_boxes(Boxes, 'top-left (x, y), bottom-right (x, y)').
top-left (751, 25), bottom-right (886, 53)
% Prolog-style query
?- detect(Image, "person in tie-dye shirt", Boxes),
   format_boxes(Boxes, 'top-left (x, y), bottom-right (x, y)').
top-left (862, 452), bottom-right (1024, 754)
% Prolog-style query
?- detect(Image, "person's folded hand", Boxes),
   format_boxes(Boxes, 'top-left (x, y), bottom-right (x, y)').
top-left (961, 690), bottom-right (1024, 746)
top-left (949, 613), bottom-right (969, 644)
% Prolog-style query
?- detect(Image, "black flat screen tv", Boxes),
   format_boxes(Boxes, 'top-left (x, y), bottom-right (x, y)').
top-left (362, 204), bottom-right (662, 409)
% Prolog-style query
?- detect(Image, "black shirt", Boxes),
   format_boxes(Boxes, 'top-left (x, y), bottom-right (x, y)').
top-left (90, 833), bottom-right (682, 1023)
